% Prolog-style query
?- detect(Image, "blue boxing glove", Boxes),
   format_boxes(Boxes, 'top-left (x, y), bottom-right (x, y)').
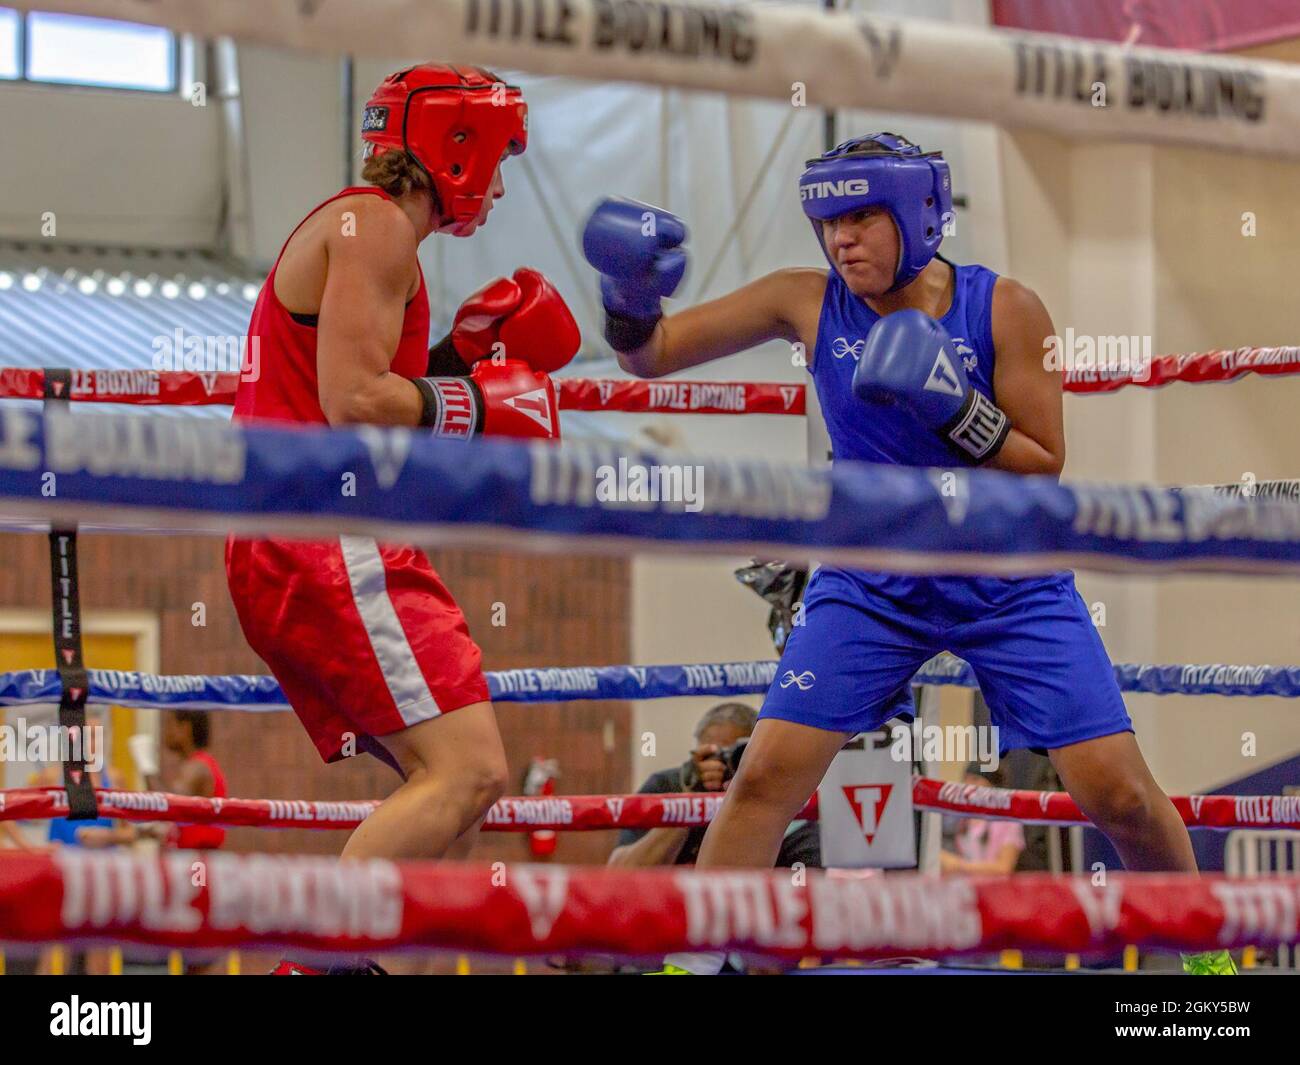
top-left (852, 309), bottom-right (1010, 464)
top-left (581, 197), bottom-right (687, 352)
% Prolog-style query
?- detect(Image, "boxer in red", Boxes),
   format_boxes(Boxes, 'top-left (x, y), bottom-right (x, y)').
top-left (224, 66), bottom-right (580, 958)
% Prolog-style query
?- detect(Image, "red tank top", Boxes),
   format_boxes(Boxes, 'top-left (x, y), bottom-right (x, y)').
top-left (232, 186), bottom-right (430, 427)
top-left (169, 750), bottom-right (229, 851)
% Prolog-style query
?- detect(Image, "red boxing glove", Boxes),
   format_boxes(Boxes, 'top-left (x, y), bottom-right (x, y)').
top-left (412, 360), bottom-right (560, 442)
top-left (448, 269), bottom-right (580, 373)
top-left (497, 268), bottom-right (581, 374)
top-left (473, 359), bottom-right (560, 440)
top-left (449, 275), bottom-right (523, 365)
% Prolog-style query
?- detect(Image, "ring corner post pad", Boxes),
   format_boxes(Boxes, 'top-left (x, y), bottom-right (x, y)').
top-left (817, 725), bottom-right (916, 870)
top-left (42, 368), bottom-right (100, 822)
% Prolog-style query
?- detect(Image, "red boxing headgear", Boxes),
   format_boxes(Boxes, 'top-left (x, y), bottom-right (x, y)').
top-left (361, 63), bottom-right (528, 225)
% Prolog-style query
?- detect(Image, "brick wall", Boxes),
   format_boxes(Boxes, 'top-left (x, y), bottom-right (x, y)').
top-left (0, 533), bottom-right (632, 866)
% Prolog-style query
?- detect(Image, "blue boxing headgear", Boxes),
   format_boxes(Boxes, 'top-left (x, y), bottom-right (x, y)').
top-left (799, 133), bottom-right (952, 292)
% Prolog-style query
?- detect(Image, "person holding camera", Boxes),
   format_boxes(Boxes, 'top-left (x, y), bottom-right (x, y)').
top-left (607, 702), bottom-right (820, 869)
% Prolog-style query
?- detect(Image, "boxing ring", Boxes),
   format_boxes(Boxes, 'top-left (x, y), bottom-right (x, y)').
top-left (1, 358), bottom-right (1299, 973)
top-left (1, 0), bottom-right (1300, 979)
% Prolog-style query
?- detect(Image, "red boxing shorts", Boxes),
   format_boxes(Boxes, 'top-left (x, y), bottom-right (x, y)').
top-left (225, 535), bottom-right (489, 763)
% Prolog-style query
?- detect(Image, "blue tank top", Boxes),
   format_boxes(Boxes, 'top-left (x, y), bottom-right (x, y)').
top-left (813, 259), bottom-right (998, 465)
top-left (810, 260), bottom-right (1063, 609)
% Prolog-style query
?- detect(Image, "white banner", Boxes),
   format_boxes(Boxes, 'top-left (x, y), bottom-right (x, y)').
top-left (817, 730), bottom-right (915, 869)
top-left (12, 0), bottom-right (1300, 158)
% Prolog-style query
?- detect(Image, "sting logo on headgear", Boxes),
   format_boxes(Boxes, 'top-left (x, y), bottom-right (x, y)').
top-left (361, 63), bottom-right (528, 227)
top-left (800, 178), bottom-right (870, 202)
top-left (798, 132), bottom-right (952, 293)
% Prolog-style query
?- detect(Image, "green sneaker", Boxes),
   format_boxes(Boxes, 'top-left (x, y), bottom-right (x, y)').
top-left (644, 963), bottom-right (693, 975)
top-left (1181, 950), bottom-right (1238, 975)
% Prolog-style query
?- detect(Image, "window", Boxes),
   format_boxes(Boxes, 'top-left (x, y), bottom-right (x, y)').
top-left (0, 9), bottom-right (17, 80)
top-left (0, 8), bottom-right (176, 91)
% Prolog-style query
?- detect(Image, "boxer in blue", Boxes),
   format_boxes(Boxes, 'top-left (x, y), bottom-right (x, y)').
top-left (583, 134), bottom-right (1232, 975)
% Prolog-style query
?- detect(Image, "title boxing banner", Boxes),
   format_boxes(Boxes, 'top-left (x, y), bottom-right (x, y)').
top-left (6, 780), bottom-right (1298, 834)
top-left (11, 0), bottom-right (1300, 158)
top-left (0, 662), bottom-right (781, 712)
top-left (3, 851), bottom-right (1300, 957)
top-left (2, 408), bottom-right (1300, 577)
top-left (4, 658), bottom-right (1299, 714)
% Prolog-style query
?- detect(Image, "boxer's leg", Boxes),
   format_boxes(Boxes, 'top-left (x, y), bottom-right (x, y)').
top-left (696, 569), bottom-right (928, 869)
top-left (693, 717), bottom-right (851, 869)
top-left (955, 574), bottom-right (1195, 873)
top-left (341, 702), bottom-right (507, 861)
top-left (1048, 732), bottom-right (1195, 873)
top-left (954, 578), bottom-right (1230, 974)
top-left (444, 814), bottom-right (488, 860)
top-left (663, 569), bottom-right (929, 974)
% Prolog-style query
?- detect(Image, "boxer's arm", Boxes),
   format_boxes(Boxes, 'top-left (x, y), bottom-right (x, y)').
top-left (619, 268), bottom-right (822, 379)
top-left (939, 843), bottom-right (1020, 876)
top-left (75, 825), bottom-right (141, 848)
top-left (172, 758), bottom-right (214, 799)
top-left (986, 278), bottom-right (1066, 477)
top-left (317, 199), bottom-right (425, 427)
top-left (1, 820), bottom-right (34, 850)
top-left (607, 827), bottom-right (692, 867)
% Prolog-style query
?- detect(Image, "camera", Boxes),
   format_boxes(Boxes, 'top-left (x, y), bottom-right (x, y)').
top-left (680, 738), bottom-right (748, 791)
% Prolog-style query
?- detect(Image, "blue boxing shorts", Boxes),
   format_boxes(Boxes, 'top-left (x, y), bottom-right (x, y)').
top-left (760, 566), bottom-right (1133, 753)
